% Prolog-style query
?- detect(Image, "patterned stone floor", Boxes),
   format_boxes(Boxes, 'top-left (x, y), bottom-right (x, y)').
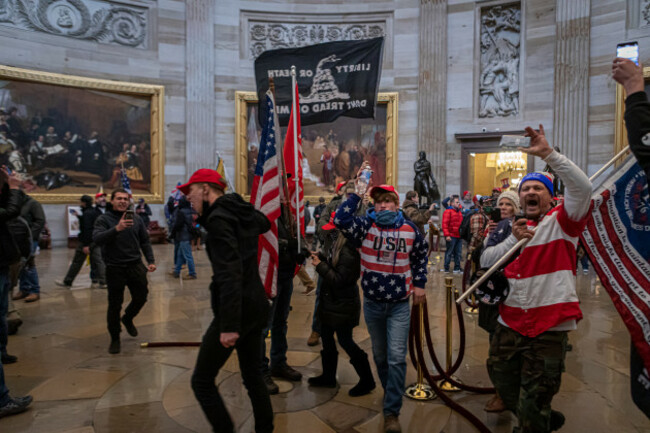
top-left (1, 244), bottom-right (649, 432)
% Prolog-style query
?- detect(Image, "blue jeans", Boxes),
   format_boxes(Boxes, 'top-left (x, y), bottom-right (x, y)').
top-left (0, 271), bottom-right (7, 405)
top-left (261, 276), bottom-right (293, 371)
top-left (580, 254), bottom-right (589, 271)
top-left (174, 241), bottom-right (196, 276)
top-left (363, 298), bottom-right (411, 416)
top-left (18, 241), bottom-right (40, 295)
top-left (444, 237), bottom-right (462, 272)
top-left (311, 276), bottom-right (323, 333)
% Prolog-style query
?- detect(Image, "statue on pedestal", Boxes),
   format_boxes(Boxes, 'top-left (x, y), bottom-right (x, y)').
top-left (413, 151), bottom-right (440, 206)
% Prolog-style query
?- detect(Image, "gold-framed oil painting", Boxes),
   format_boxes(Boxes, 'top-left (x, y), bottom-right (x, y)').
top-left (615, 66), bottom-right (650, 156)
top-left (0, 65), bottom-right (164, 204)
top-left (235, 91), bottom-right (398, 203)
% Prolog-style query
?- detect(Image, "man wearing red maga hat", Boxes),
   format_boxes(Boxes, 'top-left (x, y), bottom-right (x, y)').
top-left (179, 168), bottom-right (274, 433)
top-left (334, 174), bottom-right (429, 433)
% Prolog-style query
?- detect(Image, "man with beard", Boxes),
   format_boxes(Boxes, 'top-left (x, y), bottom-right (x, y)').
top-left (481, 124), bottom-right (592, 433)
top-left (179, 169), bottom-right (273, 433)
top-left (93, 189), bottom-right (156, 354)
top-left (95, 192), bottom-right (108, 214)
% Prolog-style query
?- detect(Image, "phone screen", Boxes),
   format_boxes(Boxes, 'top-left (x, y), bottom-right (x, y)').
top-left (490, 208), bottom-right (502, 223)
top-left (125, 209), bottom-right (134, 221)
top-left (617, 42), bottom-right (639, 65)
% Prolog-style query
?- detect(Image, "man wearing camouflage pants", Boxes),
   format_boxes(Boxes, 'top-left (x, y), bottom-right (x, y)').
top-left (480, 125), bottom-right (592, 432)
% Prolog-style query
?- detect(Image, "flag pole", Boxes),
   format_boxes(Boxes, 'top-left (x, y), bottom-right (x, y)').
top-left (268, 78), bottom-right (295, 237)
top-left (291, 65), bottom-right (301, 253)
top-left (457, 145), bottom-right (631, 305)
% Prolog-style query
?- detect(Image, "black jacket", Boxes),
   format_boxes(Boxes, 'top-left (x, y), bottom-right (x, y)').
top-left (171, 197), bottom-right (193, 242)
top-left (199, 193), bottom-right (271, 334)
top-left (78, 205), bottom-right (100, 247)
top-left (93, 209), bottom-right (155, 266)
top-left (315, 236), bottom-right (361, 328)
top-left (624, 91), bottom-right (650, 180)
top-left (0, 186), bottom-right (22, 270)
top-left (19, 192), bottom-right (46, 241)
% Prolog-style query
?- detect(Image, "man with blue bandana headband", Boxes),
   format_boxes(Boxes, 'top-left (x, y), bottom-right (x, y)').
top-left (480, 124), bottom-right (592, 433)
top-left (334, 168), bottom-right (428, 433)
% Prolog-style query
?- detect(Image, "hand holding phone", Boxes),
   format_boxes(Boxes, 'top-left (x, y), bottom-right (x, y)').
top-left (499, 135), bottom-right (530, 148)
top-left (490, 207), bottom-right (502, 223)
top-left (617, 41), bottom-right (639, 65)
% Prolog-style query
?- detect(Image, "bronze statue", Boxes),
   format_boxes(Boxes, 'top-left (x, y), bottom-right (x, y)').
top-left (413, 151), bottom-right (440, 206)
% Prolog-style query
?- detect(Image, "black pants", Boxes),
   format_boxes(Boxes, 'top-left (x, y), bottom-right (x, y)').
top-left (64, 243), bottom-right (106, 285)
top-left (192, 319), bottom-right (273, 433)
top-left (321, 323), bottom-right (365, 359)
top-left (106, 262), bottom-right (148, 340)
top-left (631, 343), bottom-right (650, 418)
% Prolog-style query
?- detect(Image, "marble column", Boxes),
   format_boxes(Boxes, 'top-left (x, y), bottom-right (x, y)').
top-left (552, 0), bottom-right (590, 171)
top-left (418, 0), bottom-right (448, 194)
top-left (185, 0), bottom-right (216, 175)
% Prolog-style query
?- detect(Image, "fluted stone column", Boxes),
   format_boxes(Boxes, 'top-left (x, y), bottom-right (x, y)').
top-left (418, 0), bottom-right (447, 194)
top-left (552, 0), bottom-right (590, 171)
top-left (186, 0), bottom-right (216, 174)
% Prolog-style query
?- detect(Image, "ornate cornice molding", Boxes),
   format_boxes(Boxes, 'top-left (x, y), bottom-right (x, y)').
top-left (0, 0), bottom-right (148, 49)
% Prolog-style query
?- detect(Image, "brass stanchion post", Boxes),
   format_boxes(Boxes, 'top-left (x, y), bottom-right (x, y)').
top-left (439, 277), bottom-right (461, 392)
top-left (464, 292), bottom-right (479, 314)
top-left (405, 303), bottom-right (436, 400)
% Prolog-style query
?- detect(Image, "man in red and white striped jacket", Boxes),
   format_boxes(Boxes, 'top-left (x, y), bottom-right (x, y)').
top-left (481, 125), bottom-right (592, 433)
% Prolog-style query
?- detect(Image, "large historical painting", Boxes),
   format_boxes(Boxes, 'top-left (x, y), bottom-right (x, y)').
top-left (0, 65), bottom-right (164, 203)
top-left (236, 91), bottom-right (397, 201)
top-left (478, 2), bottom-right (521, 118)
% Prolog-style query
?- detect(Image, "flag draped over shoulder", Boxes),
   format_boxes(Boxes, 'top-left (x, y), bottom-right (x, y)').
top-left (283, 83), bottom-right (304, 237)
top-left (254, 38), bottom-right (384, 126)
top-left (250, 91), bottom-right (282, 298)
top-left (580, 157), bottom-right (650, 371)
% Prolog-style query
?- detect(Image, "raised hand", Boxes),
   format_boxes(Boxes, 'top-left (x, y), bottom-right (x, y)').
top-left (522, 124), bottom-right (553, 160)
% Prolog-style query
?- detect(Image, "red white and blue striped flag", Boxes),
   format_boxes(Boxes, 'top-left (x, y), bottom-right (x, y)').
top-left (580, 157), bottom-right (650, 371)
top-left (250, 91), bottom-right (281, 298)
top-left (121, 168), bottom-right (132, 196)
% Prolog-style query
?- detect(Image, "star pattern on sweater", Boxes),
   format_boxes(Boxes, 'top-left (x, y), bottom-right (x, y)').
top-left (371, 276), bottom-right (378, 283)
top-left (343, 205), bottom-right (351, 213)
top-left (389, 279), bottom-right (396, 286)
top-left (378, 285), bottom-right (385, 292)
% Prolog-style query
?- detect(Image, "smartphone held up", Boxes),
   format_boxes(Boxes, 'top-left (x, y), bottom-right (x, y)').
top-left (617, 41), bottom-right (639, 65)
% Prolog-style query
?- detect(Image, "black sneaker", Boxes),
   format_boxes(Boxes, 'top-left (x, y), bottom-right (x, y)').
top-left (1, 354), bottom-right (17, 364)
top-left (108, 340), bottom-right (121, 354)
top-left (7, 319), bottom-right (22, 336)
top-left (263, 373), bottom-right (279, 395)
top-left (0, 395), bottom-right (32, 418)
top-left (121, 316), bottom-right (138, 337)
top-left (271, 364), bottom-right (302, 381)
top-left (55, 280), bottom-right (72, 288)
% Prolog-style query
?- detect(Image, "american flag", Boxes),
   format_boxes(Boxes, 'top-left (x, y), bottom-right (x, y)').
top-left (580, 157), bottom-right (650, 372)
top-left (121, 167), bottom-right (132, 196)
top-left (250, 91), bottom-right (281, 298)
top-left (283, 82), bottom-right (304, 237)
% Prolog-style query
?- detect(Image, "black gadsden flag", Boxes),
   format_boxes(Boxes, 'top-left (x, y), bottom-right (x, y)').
top-left (254, 38), bottom-right (384, 127)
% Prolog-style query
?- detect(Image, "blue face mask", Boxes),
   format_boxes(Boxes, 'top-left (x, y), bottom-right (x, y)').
top-left (376, 210), bottom-right (398, 226)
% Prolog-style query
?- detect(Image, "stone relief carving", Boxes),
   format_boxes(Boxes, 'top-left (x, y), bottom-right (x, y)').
top-left (642, 0), bottom-right (650, 26)
top-left (478, 3), bottom-right (521, 118)
top-left (0, 0), bottom-right (147, 48)
top-left (248, 22), bottom-right (385, 59)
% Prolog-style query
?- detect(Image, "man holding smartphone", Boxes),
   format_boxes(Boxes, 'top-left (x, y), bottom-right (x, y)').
top-left (481, 125), bottom-right (592, 432)
top-left (93, 189), bottom-right (156, 354)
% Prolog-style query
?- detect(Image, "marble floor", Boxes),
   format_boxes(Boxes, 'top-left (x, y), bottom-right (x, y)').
top-left (1, 244), bottom-right (649, 433)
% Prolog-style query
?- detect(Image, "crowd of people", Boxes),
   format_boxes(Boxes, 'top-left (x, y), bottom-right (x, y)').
top-left (0, 55), bottom-right (648, 433)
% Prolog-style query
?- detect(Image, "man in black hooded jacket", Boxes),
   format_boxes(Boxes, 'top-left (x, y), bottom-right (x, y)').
top-left (179, 168), bottom-right (273, 433)
top-left (93, 189), bottom-right (156, 355)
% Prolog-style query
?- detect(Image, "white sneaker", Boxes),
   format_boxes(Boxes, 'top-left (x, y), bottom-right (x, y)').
top-left (582, 269), bottom-right (589, 275)
top-left (453, 269), bottom-right (462, 274)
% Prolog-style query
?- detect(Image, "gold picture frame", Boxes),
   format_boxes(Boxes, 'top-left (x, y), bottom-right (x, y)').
top-left (615, 66), bottom-right (650, 155)
top-left (0, 65), bottom-right (165, 204)
top-left (235, 91), bottom-right (398, 203)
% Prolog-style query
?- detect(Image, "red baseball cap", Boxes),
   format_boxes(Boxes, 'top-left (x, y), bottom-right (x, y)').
top-left (321, 211), bottom-right (337, 231)
top-left (95, 192), bottom-right (106, 199)
top-left (178, 169), bottom-right (226, 195)
top-left (336, 181), bottom-right (347, 193)
top-left (370, 184), bottom-right (399, 201)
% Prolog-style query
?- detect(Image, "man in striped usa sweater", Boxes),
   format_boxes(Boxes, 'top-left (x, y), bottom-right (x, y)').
top-left (335, 181), bottom-right (428, 433)
top-left (481, 125), bottom-right (592, 433)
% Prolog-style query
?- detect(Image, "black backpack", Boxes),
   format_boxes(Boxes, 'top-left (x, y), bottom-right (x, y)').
top-left (5, 216), bottom-right (33, 266)
top-left (459, 209), bottom-right (478, 242)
